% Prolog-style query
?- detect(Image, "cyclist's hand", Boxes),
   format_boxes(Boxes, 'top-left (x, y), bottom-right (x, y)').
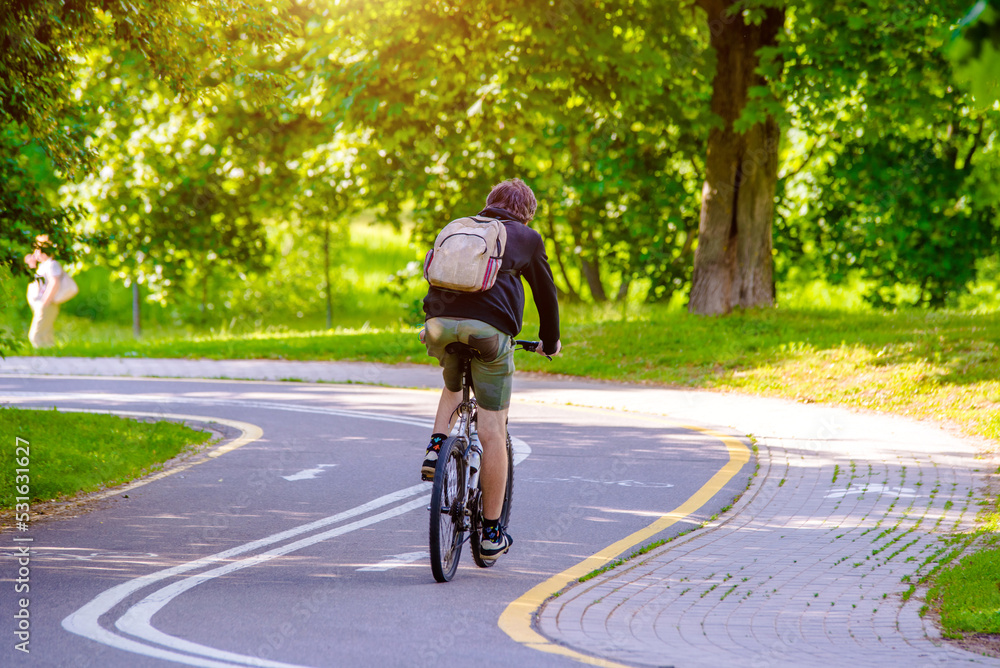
top-left (539, 339), bottom-right (561, 357)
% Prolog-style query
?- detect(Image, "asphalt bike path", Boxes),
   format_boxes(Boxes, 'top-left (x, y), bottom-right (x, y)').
top-left (1, 356), bottom-right (997, 668)
top-left (0, 364), bottom-right (746, 668)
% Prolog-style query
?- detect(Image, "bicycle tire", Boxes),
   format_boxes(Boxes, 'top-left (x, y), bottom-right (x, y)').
top-left (501, 432), bottom-right (514, 525)
top-left (430, 436), bottom-right (466, 582)
top-left (471, 432), bottom-right (515, 568)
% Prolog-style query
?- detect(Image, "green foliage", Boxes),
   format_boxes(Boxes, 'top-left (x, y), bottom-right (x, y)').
top-left (4, 0), bottom-right (1000, 323)
top-left (63, 41), bottom-right (283, 305)
top-left (0, 407), bottom-right (211, 507)
top-left (0, 265), bottom-right (25, 357)
top-left (792, 128), bottom-right (997, 307)
top-left (954, 254), bottom-right (1000, 311)
top-left (0, 126), bottom-right (90, 277)
top-left (300, 0), bottom-right (712, 304)
top-left (0, 0), bottom-right (294, 175)
top-left (949, 0), bottom-right (1000, 104)
top-left (1, 0), bottom-right (296, 318)
top-left (771, 0), bottom-right (1000, 307)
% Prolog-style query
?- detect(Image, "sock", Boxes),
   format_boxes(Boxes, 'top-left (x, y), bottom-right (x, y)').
top-left (482, 517), bottom-right (500, 538)
top-left (428, 433), bottom-right (447, 450)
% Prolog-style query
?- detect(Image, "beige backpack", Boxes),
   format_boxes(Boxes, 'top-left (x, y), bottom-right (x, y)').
top-left (423, 216), bottom-right (508, 292)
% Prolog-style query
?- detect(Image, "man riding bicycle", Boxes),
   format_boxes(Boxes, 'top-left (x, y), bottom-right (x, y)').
top-left (420, 178), bottom-right (561, 562)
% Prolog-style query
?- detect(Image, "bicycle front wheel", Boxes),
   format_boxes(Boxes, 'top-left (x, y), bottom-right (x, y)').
top-left (430, 436), bottom-right (467, 582)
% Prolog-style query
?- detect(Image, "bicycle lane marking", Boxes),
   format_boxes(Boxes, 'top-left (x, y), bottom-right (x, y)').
top-left (0, 402), bottom-right (280, 668)
top-left (3, 392), bottom-right (531, 668)
top-left (114, 494), bottom-right (433, 668)
top-left (1, 395), bottom-right (428, 667)
top-left (108, 431), bottom-right (531, 668)
top-left (108, 440), bottom-right (532, 668)
top-left (498, 422), bottom-right (751, 668)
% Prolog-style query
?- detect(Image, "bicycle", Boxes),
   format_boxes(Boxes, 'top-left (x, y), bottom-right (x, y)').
top-left (429, 339), bottom-right (546, 582)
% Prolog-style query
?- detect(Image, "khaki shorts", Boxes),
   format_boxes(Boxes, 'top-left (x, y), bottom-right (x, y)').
top-left (424, 317), bottom-right (514, 411)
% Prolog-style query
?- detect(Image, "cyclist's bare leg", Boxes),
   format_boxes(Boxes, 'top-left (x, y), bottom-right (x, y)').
top-left (477, 406), bottom-right (509, 520)
top-left (433, 388), bottom-right (462, 435)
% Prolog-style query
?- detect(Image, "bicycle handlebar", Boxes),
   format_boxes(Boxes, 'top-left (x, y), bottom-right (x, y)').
top-left (514, 339), bottom-right (552, 360)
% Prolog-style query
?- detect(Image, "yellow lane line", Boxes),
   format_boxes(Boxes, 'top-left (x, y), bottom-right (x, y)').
top-left (54, 409), bottom-right (263, 501)
top-left (498, 424), bottom-right (751, 667)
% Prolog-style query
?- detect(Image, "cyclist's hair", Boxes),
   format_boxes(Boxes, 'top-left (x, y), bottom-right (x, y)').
top-left (485, 178), bottom-right (537, 224)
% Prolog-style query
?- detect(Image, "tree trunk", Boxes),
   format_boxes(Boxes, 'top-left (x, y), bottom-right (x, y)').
top-left (581, 258), bottom-right (608, 302)
top-left (544, 216), bottom-right (582, 301)
top-left (689, 1), bottom-right (784, 315)
top-left (566, 206), bottom-right (608, 303)
top-left (132, 280), bottom-right (141, 339)
top-left (324, 221), bottom-right (333, 330)
top-left (616, 278), bottom-right (630, 302)
top-left (200, 270), bottom-right (209, 318)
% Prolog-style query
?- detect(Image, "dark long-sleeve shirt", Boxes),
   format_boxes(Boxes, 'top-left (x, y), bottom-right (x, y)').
top-left (423, 206), bottom-right (561, 347)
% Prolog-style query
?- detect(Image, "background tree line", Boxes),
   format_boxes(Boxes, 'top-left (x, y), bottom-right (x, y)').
top-left (2, 0), bottom-right (999, 334)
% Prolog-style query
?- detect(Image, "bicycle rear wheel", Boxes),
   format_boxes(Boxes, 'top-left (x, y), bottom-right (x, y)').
top-left (472, 432), bottom-right (514, 568)
top-left (430, 436), bottom-right (466, 582)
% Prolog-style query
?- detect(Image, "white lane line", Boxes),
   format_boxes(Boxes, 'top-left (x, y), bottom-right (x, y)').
top-left (27, 390), bottom-right (531, 668)
top-left (282, 464), bottom-right (336, 481)
top-left (107, 438), bottom-right (532, 667)
top-left (115, 496), bottom-right (430, 668)
top-left (0, 392), bottom-right (433, 428)
top-left (357, 551), bottom-right (429, 572)
top-left (62, 484), bottom-right (430, 667)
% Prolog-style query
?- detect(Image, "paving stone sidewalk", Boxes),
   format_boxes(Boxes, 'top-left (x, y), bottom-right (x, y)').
top-left (518, 386), bottom-right (1000, 668)
top-left (3, 356), bottom-right (998, 668)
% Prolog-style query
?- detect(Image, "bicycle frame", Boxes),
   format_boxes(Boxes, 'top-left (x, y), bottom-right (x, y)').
top-left (452, 352), bottom-right (482, 493)
top-left (429, 339), bottom-right (537, 582)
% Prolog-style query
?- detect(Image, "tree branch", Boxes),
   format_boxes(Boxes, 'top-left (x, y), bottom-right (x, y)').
top-left (545, 215), bottom-right (581, 301)
top-left (695, 0), bottom-right (729, 18)
top-left (962, 117), bottom-right (986, 172)
top-left (779, 136), bottom-right (826, 181)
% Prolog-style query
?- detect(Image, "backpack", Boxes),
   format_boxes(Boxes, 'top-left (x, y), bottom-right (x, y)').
top-left (423, 216), bottom-right (509, 292)
top-left (54, 272), bottom-right (79, 304)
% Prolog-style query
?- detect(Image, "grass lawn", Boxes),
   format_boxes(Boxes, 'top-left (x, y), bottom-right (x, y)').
top-left (928, 547), bottom-right (1000, 636)
top-left (0, 407), bottom-right (212, 509)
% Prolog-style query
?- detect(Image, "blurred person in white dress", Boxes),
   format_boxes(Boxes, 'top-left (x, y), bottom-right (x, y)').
top-left (25, 235), bottom-right (66, 348)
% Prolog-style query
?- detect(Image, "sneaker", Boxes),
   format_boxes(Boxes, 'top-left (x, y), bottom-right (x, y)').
top-left (420, 434), bottom-right (447, 481)
top-left (420, 446), bottom-right (438, 481)
top-left (478, 526), bottom-right (513, 562)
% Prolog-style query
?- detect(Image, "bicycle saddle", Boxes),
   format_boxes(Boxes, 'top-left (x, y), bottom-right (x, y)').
top-left (444, 333), bottom-right (500, 361)
top-left (444, 341), bottom-right (478, 357)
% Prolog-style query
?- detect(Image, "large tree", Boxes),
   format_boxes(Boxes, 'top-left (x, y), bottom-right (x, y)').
top-left (688, 0), bottom-right (784, 314)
